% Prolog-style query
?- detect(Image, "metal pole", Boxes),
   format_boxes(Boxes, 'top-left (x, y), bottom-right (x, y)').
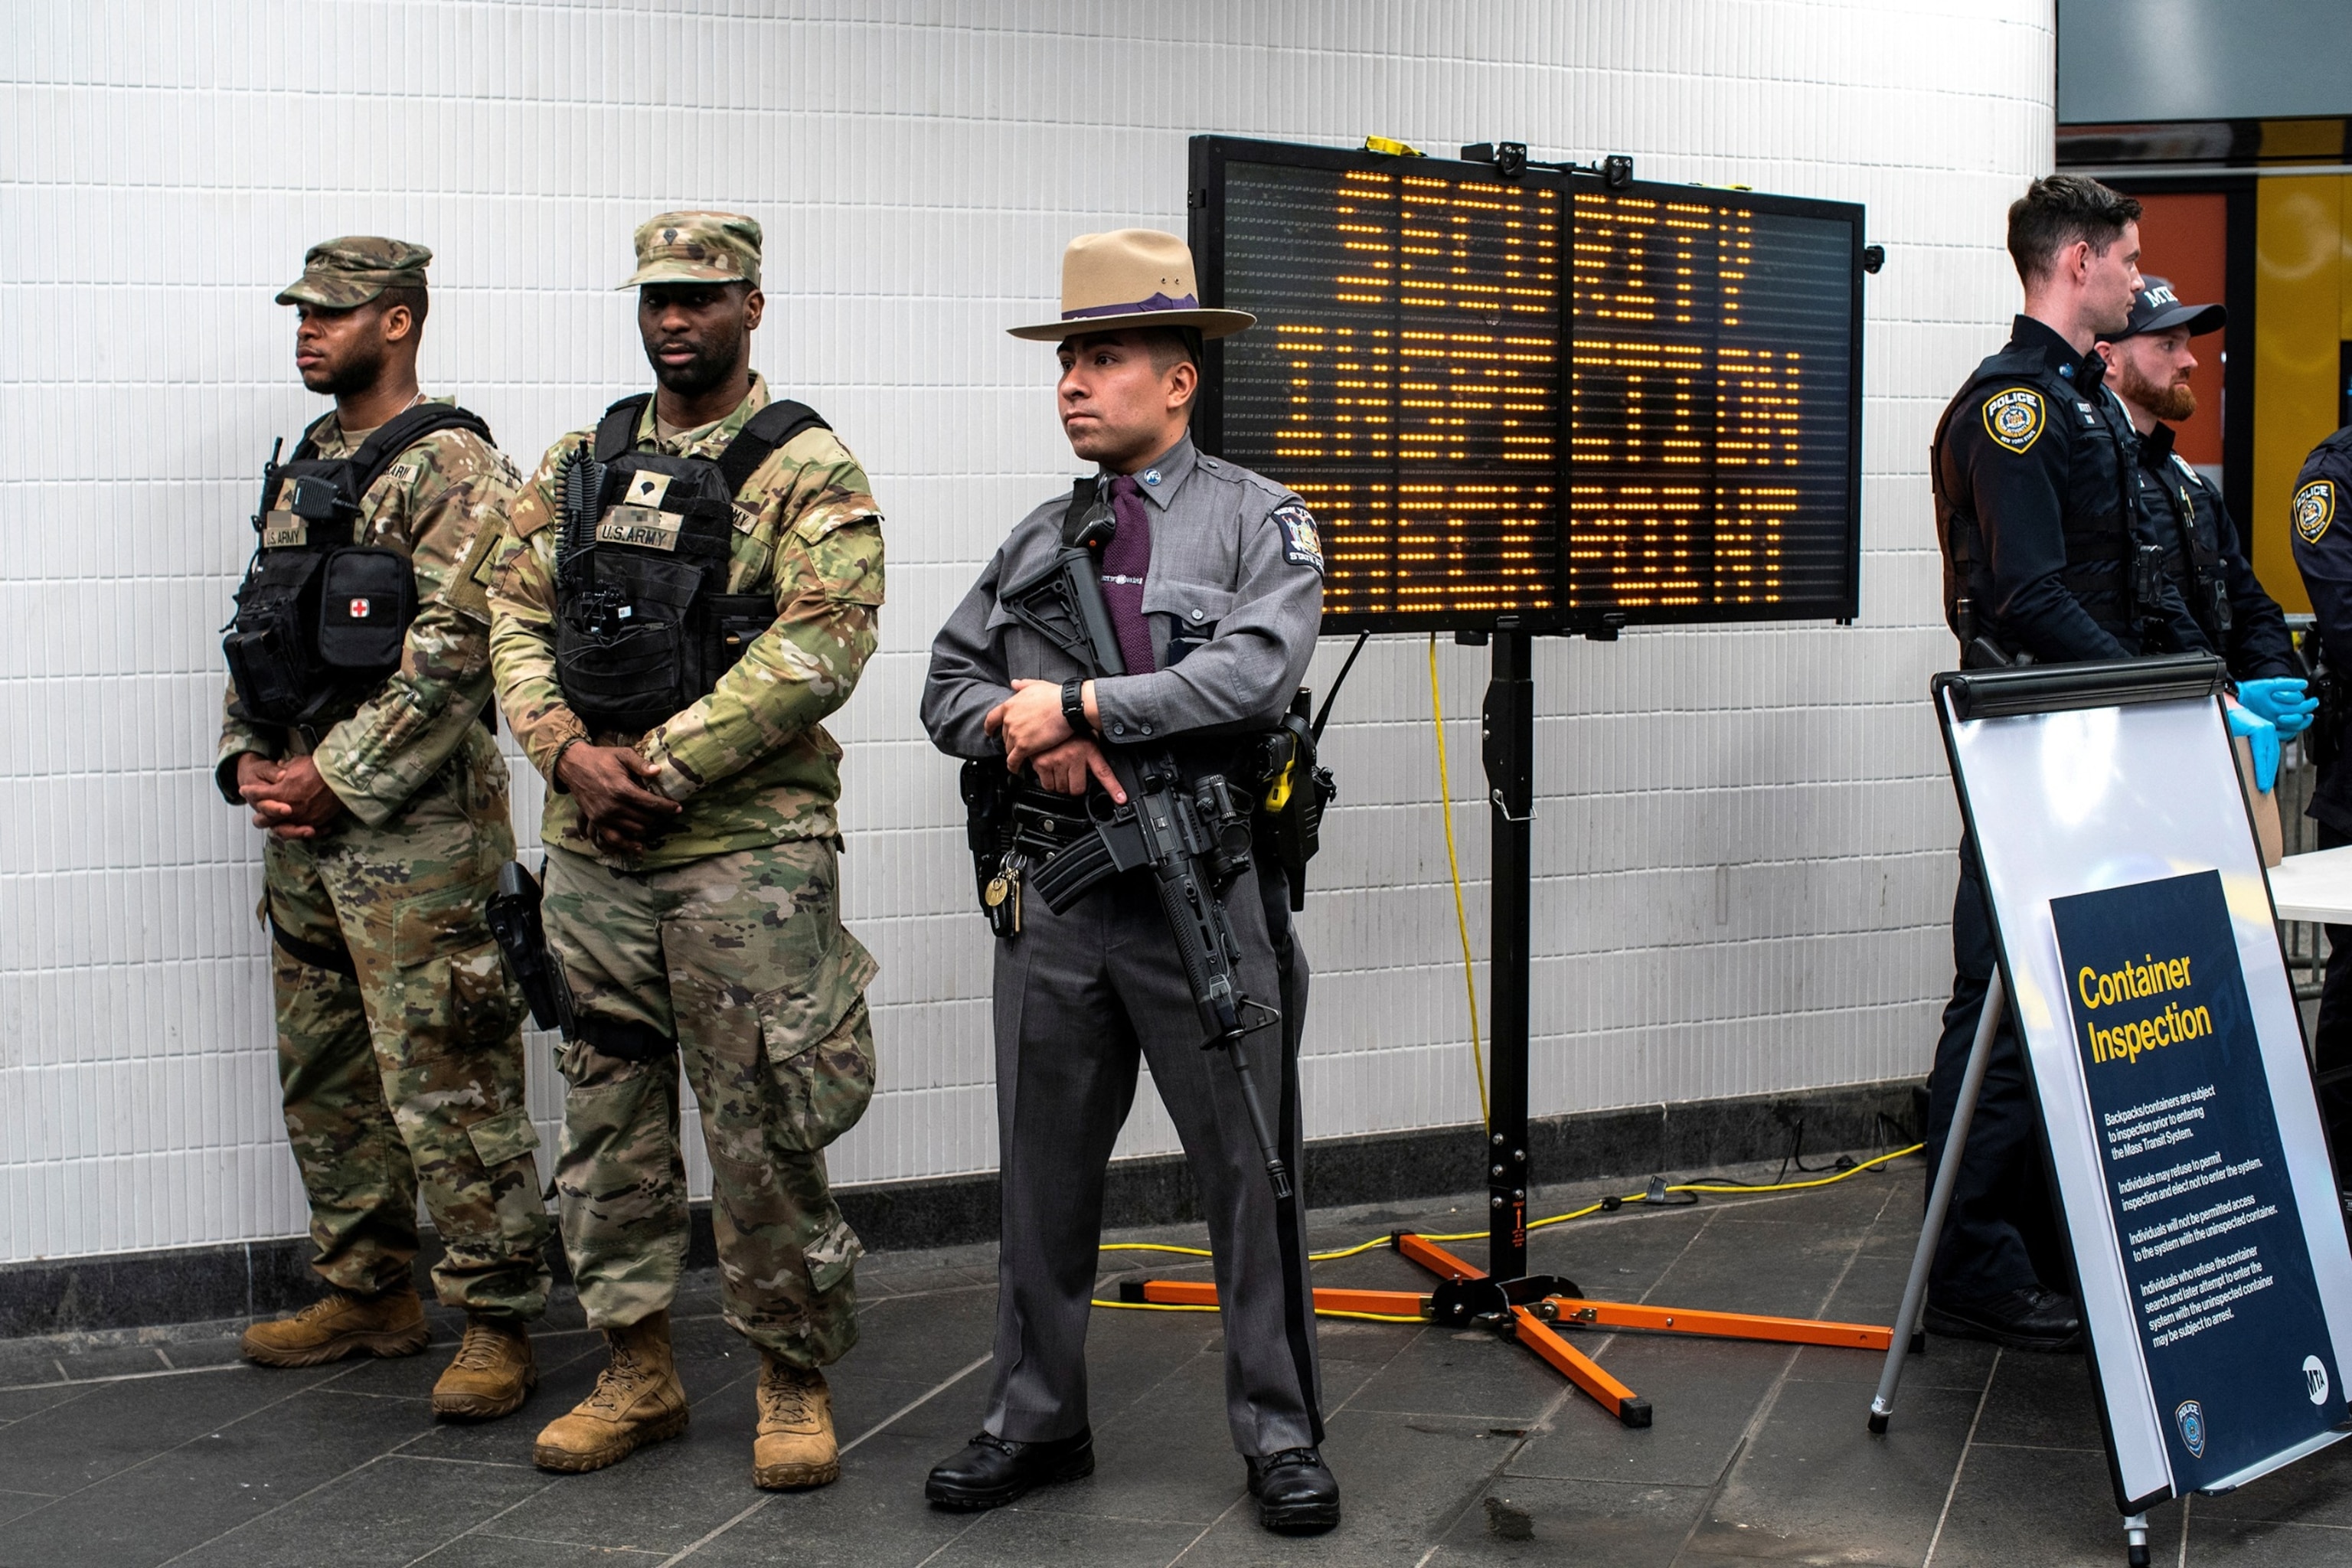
top-left (1869, 966), bottom-right (2005, 1434)
top-left (1482, 629), bottom-right (1534, 1281)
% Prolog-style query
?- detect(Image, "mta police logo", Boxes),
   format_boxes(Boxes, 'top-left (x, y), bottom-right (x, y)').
top-left (2306, 1355), bottom-right (2331, 1405)
top-left (2175, 1400), bottom-right (2207, 1459)
top-left (1982, 387), bottom-right (2045, 454)
top-left (2297, 480), bottom-right (2335, 544)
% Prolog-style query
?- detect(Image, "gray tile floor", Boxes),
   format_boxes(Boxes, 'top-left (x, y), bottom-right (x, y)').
top-left (2, 1158), bottom-right (2350, 1566)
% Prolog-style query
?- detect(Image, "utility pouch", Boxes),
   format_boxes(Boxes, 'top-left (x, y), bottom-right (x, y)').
top-left (316, 547), bottom-right (417, 671)
top-left (224, 550), bottom-right (331, 724)
top-left (701, 592), bottom-right (776, 689)
top-left (556, 551), bottom-right (706, 732)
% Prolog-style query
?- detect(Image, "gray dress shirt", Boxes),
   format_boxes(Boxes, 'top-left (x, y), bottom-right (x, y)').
top-left (922, 433), bottom-right (1325, 758)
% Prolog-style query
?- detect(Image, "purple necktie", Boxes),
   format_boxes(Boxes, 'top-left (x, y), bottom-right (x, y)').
top-left (1102, 475), bottom-right (1155, 675)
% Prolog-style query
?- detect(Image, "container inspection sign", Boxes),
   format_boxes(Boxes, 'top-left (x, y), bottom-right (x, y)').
top-left (2051, 871), bottom-right (2346, 1489)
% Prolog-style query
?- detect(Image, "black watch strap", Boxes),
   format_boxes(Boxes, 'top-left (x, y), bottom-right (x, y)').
top-left (1061, 678), bottom-right (1089, 733)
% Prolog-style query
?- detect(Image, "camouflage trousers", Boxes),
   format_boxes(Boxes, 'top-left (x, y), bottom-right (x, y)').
top-left (263, 728), bottom-right (553, 1318)
top-left (542, 837), bottom-right (878, 1368)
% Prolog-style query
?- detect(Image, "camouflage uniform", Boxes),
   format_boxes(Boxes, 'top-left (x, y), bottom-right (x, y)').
top-left (218, 240), bottom-right (551, 1318)
top-left (488, 346), bottom-right (886, 1367)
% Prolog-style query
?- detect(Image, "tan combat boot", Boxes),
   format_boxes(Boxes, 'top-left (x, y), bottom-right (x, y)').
top-left (531, 1310), bottom-right (688, 1473)
top-left (752, 1353), bottom-right (841, 1490)
top-left (431, 1315), bottom-right (539, 1420)
top-left (240, 1286), bottom-right (428, 1368)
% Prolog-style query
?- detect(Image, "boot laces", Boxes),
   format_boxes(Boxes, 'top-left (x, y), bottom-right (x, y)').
top-left (452, 1320), bottom-right (510, 1371)
top-left (580, 1341), bottom-right (646, 1417)
top-left (292, 1290), bottom-right (368, 1324)
top-left (760, 1362), bottom-right (818, 1424)
top-left (1260, 1447), bottom-right (1322, 1474)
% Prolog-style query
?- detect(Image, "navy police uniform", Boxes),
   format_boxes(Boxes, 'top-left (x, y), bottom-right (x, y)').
top-left (1927, 315), bottom-right (2212, 1329)
top-left (2289, 431), bottom-right (2352, 1188)
top-left (2127, 416), bottom-right (2295, 680)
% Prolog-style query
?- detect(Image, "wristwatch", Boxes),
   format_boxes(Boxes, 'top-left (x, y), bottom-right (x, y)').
top-left (1061, 678), bottom-right (1090, 735)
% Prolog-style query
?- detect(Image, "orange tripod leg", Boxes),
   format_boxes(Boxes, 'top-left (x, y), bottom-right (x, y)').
top-left (1544, 1298), bottom-right (1892, 1351)
top-left (1119, 1279), bottom-right (1429, 1318)
top-left (1511, 1306), bottom-right (1651, 1427)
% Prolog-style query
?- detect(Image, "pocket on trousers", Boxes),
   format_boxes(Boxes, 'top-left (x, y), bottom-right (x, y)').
top-left (443, 939), bottom-right (524, 1045)
top-left (467, 1104), bottom-right (541, 1169)
top-left (756, 989), bottom-right (876, 1155)
top-left (805, 1215), bottom-right (864, 1296)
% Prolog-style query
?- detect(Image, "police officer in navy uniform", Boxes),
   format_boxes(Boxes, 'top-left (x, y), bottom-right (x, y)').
top-left (2096, 278), bottom-right (2308, 697)
top-left (2288, 423), bottom-right (2352, 1197)
top-left (1926, 176), bottom-right (2218, 1351)
top-left (920, 230), bottom-right (1337, 1533)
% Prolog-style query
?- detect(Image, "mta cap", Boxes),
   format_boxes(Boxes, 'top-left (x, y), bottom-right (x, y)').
top-left (1008, 229), bottom-right (1255, 341)
top-left (276, 237), bottom-right (431, 308)
top-left (620, 211), bottom-right (762, 289)
top-left (2103, 276), bottom-right (2226, 342)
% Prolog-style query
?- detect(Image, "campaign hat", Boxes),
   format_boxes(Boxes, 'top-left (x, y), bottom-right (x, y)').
top-left (1008, 229), bottom-right (1254, 341)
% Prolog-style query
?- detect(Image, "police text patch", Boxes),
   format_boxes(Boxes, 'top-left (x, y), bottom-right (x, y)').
top-left (1271, 502), bottom-right (1323, 573)
top-left (2297, 480), bottom-right (2336, 544)
top-left (1982, 387), bottom-right (2046, 454)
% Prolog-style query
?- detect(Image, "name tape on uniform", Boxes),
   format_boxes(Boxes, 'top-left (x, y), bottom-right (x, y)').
top-left (598, 506), bottom-right (684, 551)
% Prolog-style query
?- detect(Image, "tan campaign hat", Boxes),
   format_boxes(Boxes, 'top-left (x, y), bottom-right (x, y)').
top-left (619, 211), bottom-right (763, 289)
top-left (1008, 229), bottom-right (1254, 341)
top-left (276, 237), bottom-right (431, 308)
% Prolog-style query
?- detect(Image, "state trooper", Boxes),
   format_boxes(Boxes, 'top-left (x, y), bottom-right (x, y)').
top-left (486, 212), bottom-right (885, 1488)
top-left (2288, 421), bottom-right (2352, 1196)
top-left (1927, 178), bottom-right (2220, 1352)
top-left (219, 239), bottom-right (553, 1419)
top-left (920, 230), bottom-right (1339, 1533)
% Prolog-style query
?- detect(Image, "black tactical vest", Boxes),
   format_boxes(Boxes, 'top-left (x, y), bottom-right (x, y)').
top-left (1931, 347), bottom-right (2143, 649)
top-left (224, 403), bottom-right (492, 727)
top-left (553, 393), bottom-right (828, 733)
top-left (2135, 423), bottom-right (2230, 642)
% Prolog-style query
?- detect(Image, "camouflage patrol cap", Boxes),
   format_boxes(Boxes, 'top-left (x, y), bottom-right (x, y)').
top-left (620, 211), bottom-right (763, 289)
top-left (275, 237), bottom-right (432, 308)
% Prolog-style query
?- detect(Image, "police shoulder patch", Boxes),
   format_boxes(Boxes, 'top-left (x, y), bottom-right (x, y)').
top-left (1269, 501), bottom-right (1323, 573)
top-left (2298, 479), bottom-right (2337, 544)
top-left (1981, 387), bottom-right (2046, 454)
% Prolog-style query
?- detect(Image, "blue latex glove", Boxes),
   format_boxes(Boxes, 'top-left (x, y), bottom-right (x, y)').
top-left (2226, 703), bottom-right (2281, 792)
top-left (2237, 676), bottom-right (2317, 737)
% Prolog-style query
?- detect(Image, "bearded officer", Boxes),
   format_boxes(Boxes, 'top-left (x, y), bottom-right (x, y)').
top-left (2095, 278), bottom-right (2308, 701)
top-left (920, 230), bottom-right (1337, 1534)
top-left (220, 239), bottom-right (553, 1419)
top-left (487, 212), bottom-right (884, 1489)
top-left (1926, 177), bottom-right (2219, 1352)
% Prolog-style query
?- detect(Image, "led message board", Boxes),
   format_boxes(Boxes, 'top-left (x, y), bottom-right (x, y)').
top-left (1187, 136), bottom-right (1865, 634)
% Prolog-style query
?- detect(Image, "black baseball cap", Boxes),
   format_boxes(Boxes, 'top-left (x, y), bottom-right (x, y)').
top-left (2102, 276), bottom-right (2226, 342)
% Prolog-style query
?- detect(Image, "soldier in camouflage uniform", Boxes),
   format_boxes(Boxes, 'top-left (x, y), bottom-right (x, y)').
top-left (487, 212), bottom-right (884, 1488)
top-left (219, 239), bottom-right (554, 1421)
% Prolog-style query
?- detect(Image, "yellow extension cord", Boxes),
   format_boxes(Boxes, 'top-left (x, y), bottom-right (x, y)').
top-left (1091, 1141), bottom-right (1926, 1321)
top-left (1086, 630), bottom-right (1925, 1324)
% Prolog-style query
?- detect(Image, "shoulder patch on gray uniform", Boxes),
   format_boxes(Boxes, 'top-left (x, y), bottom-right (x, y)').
top-left (1270, 501), bottom-right (1323, 573)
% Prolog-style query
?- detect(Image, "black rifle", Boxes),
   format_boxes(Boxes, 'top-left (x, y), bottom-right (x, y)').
top-left (1000, 479), bottom-right (1294, 1200)
top-left (485, 860), bottom-right (577, 1038)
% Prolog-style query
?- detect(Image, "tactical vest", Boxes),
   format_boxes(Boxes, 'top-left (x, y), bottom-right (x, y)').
top-left (224, 402), bottom-right (492, 727)
top-left (553, 393), bottom-right (828, 733)
top-left (2137, 426), bottom-right (2230, 642)
top-left (1931, 348), bottom-right (2141, 650)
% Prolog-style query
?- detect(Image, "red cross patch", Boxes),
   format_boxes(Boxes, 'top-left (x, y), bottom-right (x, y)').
top-left (348, 597), bottom-right (372, 619)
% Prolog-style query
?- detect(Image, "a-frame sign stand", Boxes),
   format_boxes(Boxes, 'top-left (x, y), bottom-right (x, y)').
top-left (1126, 630), bottom-right (1896, 1426)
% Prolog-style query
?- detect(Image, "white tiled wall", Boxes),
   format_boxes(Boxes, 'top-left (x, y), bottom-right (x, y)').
top-left (0, 0), bottom-right (2056, 1263)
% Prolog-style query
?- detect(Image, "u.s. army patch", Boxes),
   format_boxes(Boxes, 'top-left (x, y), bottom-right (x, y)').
top-left (597, 505), bottom-right (684, 550)
top-left (1982, 387), bottom-right (2045, 454)
top-left (2298, 479), bottom-right (2336, 544)
top-left (1271, 501), bottom-right (1323, 573)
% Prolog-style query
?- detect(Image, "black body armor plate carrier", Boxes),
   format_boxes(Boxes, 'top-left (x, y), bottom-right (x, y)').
top-left (553, 393), bottom-right (828, 733)
top-left (224, 402), bottom-right (493, 727)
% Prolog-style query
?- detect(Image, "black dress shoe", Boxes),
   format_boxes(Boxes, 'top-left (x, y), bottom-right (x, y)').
top-left (925, 1429), bottom-right (1093, 1510)
top-left (1922, 1287), bottom-right (2084, 1351)
top-left (1246, 1448), bottom-right (1341, 1534)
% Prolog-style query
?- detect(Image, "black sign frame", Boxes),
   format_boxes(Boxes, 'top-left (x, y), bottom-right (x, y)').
top-left (1187, 134), bottom-right (1867, 635)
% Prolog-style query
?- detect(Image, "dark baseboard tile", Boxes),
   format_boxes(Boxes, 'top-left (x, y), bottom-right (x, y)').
top-left (0, 1078), bottom-right (1922, 1341)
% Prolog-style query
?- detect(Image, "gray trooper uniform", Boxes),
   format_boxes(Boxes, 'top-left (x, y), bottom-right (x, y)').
top-left (921, 431), bottom-right (1327, 1456)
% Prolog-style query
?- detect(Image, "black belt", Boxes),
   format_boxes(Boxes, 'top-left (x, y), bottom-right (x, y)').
top-left (267, 907), bottom-right (358, 978)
